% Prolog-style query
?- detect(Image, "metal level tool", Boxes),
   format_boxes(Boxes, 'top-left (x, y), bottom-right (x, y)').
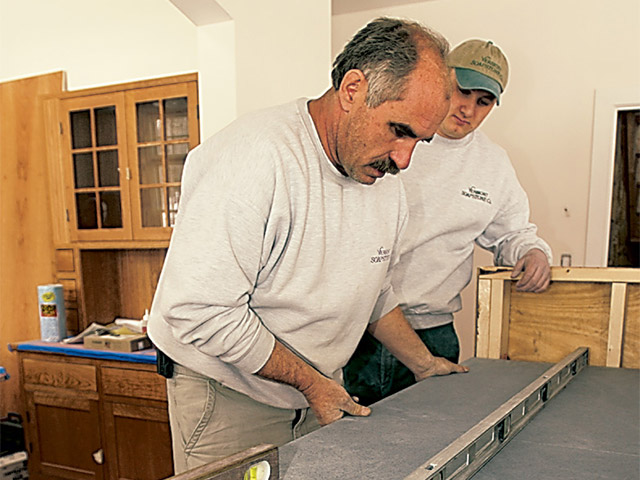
top-left (164, 444), bottom-right (278, 480)
top-left (404, 347), bottom-right (589, 480)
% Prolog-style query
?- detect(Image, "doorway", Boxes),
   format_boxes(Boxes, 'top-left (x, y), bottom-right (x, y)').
top-left (585, 87), bottom-right (640, 267)
top-left (608, 109), bottom-right (640, 267)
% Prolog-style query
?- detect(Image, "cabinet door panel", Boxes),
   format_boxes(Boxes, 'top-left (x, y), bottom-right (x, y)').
top-left (60, 92), bottom-right (132, 241)
top-left (103, 401), bottom-right (173, 480)
top-left (27, 392), bottom-right (103, 480)
top-left (20, 353), bottom-right (174, 480)
top-left (126, 82), bottom-right (199, 240)
top-left (52, 75), bottom-right (198, 243)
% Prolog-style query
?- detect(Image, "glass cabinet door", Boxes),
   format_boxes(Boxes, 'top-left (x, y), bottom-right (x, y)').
top-left (126, 83), bottom-right (199, 240)
top-left (57, 77), bottom-right (199, 243)
top-left (61, 93), bottom-right (132, 241)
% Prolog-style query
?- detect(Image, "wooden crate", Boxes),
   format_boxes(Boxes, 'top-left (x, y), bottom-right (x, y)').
top-left (475, 266), bottom-right (639, 368)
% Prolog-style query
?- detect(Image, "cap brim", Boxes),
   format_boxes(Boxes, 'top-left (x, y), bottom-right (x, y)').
top-left (454, 68), bottom-right (502, 105)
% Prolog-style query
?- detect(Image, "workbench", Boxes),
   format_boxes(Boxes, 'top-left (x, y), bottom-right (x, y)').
top-left (277, 357), bottom-right (639, 479)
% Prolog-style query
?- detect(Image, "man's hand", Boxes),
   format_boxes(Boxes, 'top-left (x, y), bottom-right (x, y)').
top-left (369, 307), bottom-right (469, 382)
top-left (257, 340), bottom-right (370, 426)
top-left (300, 375), bottom-right (371, 425)
top-left (413, 356), bottom-right (468, 382)
top-left (511, 248), bottom-right (551, 293)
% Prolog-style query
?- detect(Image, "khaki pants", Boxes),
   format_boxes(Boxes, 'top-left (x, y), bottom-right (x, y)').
top-left (167, 364), bottom-right (321, 474)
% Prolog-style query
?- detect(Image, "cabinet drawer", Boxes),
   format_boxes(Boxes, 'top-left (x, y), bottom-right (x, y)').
top-left (55, 248), bottom-right (75, 272)
top-left (58, 278), bottom-right (77, 302)
top-left (23, 358), bottom-right (97, 392)
top-left (102, 366), bottom-right (166, 401)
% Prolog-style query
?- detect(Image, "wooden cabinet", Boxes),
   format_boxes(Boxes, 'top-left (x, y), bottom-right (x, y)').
top-left (18, 350), bottom-right (173, 480)
top-left (101, 366), bottom-right (173, 480)
top-left (49, 74), bottom-right (199, 243)
top-left (43, 74), bottom-right (200, 335)
top-left (54, 247), bottom-right (167, 335)
top-left (22, 357), bottom-right (102, 480)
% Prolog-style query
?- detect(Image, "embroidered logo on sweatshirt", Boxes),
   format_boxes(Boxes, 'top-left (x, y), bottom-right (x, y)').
top-left (370, 246), bottom-right (391, 264)
top-left (461, 186), bottom-right (492, 204)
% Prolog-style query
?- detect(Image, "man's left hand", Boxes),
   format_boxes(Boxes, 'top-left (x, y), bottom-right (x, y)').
top-left (511, 248), bottom-right (551, 293)
top-left (414, 356), bottom-right (469, 382)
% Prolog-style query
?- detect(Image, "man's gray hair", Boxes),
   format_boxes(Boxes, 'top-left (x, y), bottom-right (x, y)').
top-left (331, 17), bottom-right (449, 108)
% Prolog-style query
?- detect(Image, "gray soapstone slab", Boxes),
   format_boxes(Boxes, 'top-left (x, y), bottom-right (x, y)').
top-left (279, 357), bottom-right (551, 479)
top-left (472, 365), bottom-right (640, 480)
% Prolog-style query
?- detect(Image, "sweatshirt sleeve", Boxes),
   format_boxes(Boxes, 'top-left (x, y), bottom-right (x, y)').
top-left (475, 161), bottom-right (553, 267)
top-left (153, 143), bottom-right (278, 374)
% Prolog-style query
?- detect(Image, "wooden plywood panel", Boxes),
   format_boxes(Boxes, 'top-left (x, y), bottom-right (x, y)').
top-left (78, 248), bottom-right (165, 327)
top-left (66, 308), bottom-right (79, 336)
top-left (80, 250), bottom-right (121, 326)
top-left (117, 248), bottom-right (166, 318)
top-left (0, 72), bottom-right (64, 417)
top-left (475, 279), bottom-right (492, 358)
top-left (622, 283), bottom-right (640, 368)
top-left (507, 282), bottom-right (612, 365)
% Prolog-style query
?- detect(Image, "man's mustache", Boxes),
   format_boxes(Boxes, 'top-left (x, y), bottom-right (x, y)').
top-left (370, 158), bottom-right (400, 175)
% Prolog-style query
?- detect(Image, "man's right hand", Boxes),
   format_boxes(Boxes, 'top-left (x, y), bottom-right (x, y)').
top-left (257, 339), bottom-right (370, 426)
top-left (300, 375), bottom-right (371, 425)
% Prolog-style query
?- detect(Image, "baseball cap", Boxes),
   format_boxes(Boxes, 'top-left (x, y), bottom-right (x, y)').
top-left (447, 39), bottom-right (509, 104)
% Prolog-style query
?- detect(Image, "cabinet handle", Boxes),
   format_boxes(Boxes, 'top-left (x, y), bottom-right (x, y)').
top-left (126, 167), bottom-right (131, 180)
top-left (92, 449), bottom-right (104, 465)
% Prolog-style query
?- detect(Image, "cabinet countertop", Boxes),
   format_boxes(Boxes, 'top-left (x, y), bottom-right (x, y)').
top-left (8, 340), bottom-right (157, 364)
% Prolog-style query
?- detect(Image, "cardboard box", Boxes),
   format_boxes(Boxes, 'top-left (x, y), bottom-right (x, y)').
top-left (84, 333), bottom-right (151, 352)
top-left (0, 451), bottom-right (28, 480)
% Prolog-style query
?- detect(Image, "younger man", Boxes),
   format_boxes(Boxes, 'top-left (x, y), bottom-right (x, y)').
top-left (345, 39), bottom-right (552, 406)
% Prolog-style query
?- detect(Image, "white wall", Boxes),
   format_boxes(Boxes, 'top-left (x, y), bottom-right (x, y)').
top-left (196, 20), bottom-right (237, 140)
top-left (0, 0), bottom-right (331, 137)
top-left (333, 0), bottom-right (640, 360)
top-left (2, 0), bottom-right (638, 361)
top-left (0, 0), bottom-right (235, 140)
top-left (0, 0), bottom-right (198, 89)
top-left (216, 0), bottom-right (332, 116)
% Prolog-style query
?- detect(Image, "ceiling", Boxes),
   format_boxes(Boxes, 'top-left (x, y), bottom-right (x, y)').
top-left (169, 0), bottom-right (231, 25)
top-left (169, 0), bottom-right (431, 25)
top-left (332, 0), bottom-right (431, 15)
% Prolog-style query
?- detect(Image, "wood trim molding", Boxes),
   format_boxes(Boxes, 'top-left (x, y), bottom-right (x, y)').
top-left (606, 283), bottom-right (627, 367)
top-left (479, 266), bottom-right (640, 283)
top-left (55, 72), bottom-right (198, 100)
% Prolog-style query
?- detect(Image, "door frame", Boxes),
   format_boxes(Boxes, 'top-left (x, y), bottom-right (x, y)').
top-left (585, 86), bottom-right (640, 266)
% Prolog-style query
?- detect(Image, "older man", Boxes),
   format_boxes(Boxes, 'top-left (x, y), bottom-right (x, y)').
top-left (148, 17), bottom-right (465, 472)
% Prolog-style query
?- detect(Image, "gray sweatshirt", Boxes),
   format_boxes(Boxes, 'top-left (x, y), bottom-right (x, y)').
top-left (393, 131), bottom-right (552, 329)
top-left (148, 98), bottom-right (407, 409)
